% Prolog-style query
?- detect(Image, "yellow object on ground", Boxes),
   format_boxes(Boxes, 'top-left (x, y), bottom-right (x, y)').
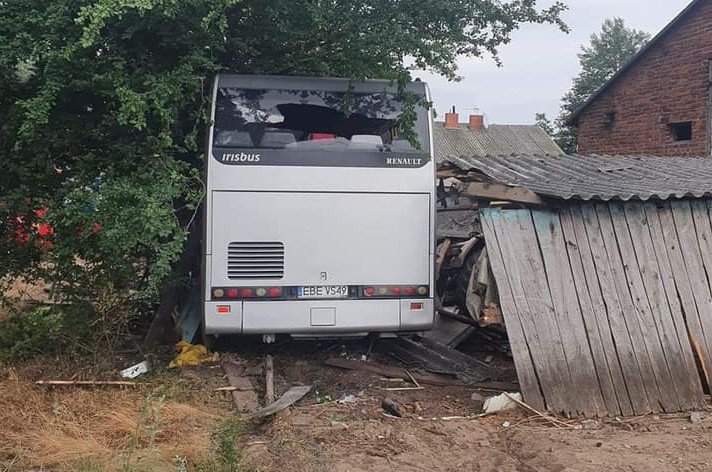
top-left (169, 341), bottom-right (219, 368)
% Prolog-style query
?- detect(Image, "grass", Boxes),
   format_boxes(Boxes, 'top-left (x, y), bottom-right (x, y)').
top-left (0, 375), bottom-right (237, 472)
top-left (195, 419), bottom-right (248, 472)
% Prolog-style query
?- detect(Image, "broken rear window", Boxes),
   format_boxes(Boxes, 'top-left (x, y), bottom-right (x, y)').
top-left (213, 88), bottom-right (429, 153)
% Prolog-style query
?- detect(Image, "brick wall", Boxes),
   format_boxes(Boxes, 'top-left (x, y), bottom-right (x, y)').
top-left (576, 1), bottom-right (712, 157)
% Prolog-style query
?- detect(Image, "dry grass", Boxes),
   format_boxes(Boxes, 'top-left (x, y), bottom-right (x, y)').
top-left (0, 371), bottom-right (222, 471)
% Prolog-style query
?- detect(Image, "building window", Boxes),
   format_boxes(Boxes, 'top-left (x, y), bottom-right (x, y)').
top-left (669, 122), bottom-right (693, 142)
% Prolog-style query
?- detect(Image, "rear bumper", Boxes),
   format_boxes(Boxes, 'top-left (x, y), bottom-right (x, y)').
top-left (204, 298), bottom-right (434, 335)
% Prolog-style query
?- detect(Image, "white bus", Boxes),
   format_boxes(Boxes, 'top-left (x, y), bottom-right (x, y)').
top-left (202, 75), bottom-right (435, 340)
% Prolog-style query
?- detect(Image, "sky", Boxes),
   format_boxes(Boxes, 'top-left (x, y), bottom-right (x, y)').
top-left (417, 0), bottom-right (693, 125)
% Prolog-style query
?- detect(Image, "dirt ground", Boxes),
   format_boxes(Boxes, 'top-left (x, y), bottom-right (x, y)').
top-left (3, 338), bottom-right (712, 472)
top-left (0, 343), bottom-right (712, 472)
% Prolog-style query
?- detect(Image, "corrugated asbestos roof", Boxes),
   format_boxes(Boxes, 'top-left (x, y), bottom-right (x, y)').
top-left (434, 123), bottom-right (563, 163)
top-left (445, 154), bottom-right (712, 202)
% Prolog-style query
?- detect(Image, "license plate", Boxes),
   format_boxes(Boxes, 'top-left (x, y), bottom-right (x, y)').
top-left (297, 285), bottom-right (348, 299)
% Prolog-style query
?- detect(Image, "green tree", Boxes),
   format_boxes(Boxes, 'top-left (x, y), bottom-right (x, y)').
top-left (0, 1), bottom-right (568, 339)
top-left (534, 112), bottom-right (555, 137)
top-left (556, 18), bottom-right (650, 153)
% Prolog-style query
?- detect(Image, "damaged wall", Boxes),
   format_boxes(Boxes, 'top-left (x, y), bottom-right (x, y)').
top-left (481, 201), bottom-right (711, 417)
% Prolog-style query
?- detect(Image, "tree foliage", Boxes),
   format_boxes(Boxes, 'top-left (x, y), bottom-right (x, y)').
top-left (554, 18), bottom-right (650, 153)
top-left (0, 1), bottom-right (567, 323)
top-left (534, 112), bottom-right (555, 137)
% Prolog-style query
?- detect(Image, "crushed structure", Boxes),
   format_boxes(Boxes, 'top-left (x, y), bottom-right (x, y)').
top-left (436, 153), bottom-right (712, 416)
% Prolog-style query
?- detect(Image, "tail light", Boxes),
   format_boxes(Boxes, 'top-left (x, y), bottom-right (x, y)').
top-left (213, 286), bottom-right (286, 300)
top-left (360, 285), bottom-right (429, 298)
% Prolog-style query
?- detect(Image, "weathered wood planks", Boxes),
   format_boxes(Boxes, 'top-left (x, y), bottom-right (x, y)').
top-left (481, 201), bottom-right (706, 417)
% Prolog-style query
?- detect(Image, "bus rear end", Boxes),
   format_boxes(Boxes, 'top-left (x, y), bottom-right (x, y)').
top-left (203, 75), bottom-right (435, 338)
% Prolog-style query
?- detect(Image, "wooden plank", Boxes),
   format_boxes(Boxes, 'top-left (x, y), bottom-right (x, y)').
top-left (668, 201), bottom-right (712, 384)
top-left (221, 359), bottom-right (260, 413)
top-left (503, 209), bottom-right (575, 415)
top-left (532, 209), bottom-right (606, 417)
top-left (560, 207), bottom-right (624, 416)
top-left (265, 355), bottom-right (275, 405)
top-left (480, 208), bottom-right (546, 410)
top-left (642, 203), bottom-right (705, 408)
top-left (245, 386), bottom-right (312, 419)
top-left (596, 203), bottom-right (664, 413)
top-left (466, 182), bottom-right (545, 206)
top-left (435, 238), bottom-right (452, 277)
top-left (580, 203), bottom-right (652, 414)
top-left (611, 203), bottom-right (679, 412)
top-left (610, 204), bottom-right (678, 412)
top-left (691, 199), bottom-right (712, 378)
top-left (564, 206), bottom-right (634, 416)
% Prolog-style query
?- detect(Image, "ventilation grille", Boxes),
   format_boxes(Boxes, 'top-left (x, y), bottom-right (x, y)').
top-left (227, 242), bottom-right (285, 279)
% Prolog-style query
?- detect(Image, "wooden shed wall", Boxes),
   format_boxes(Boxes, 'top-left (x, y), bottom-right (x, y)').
top-left (481, 201), bottom-right (710, 417)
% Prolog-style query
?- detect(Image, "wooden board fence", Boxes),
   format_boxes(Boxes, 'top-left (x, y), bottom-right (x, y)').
top-left (481, 202), bottom-right (708, 416)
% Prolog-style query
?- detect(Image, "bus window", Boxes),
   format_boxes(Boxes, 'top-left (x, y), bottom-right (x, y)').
top-left (213, 88), bottom-right (429, 153)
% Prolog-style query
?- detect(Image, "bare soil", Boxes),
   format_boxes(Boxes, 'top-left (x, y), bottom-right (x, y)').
top-left (3, 338), bottom-right (712, 471)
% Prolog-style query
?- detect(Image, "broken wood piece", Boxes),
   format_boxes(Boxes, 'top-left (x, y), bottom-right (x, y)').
top-left (244, 385), bottom-right (312, 419)
top-left (221, 358), bottom-right (260, 413)
top-left (405, 370), bottom-right (421, 388)
top-left (214, 386), bottom-right (254, 392)
top-left (35, 380), bottom-right (137, 387)
top-left (503, 393), bottom-right (571, 429)
top-left (325, 357), bottom-right (516, 391)
top-left (465, 182), bottom-right (544, 206)
top-left (435, 239), bottom-right (452, 277)
top-left (265, 354), bottom-right (275, 405)
top-left (384, 387), bottom-right (425, 391)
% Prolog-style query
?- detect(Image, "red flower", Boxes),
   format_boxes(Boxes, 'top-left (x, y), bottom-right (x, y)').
top-left (92, 222), bottom-right (102, 234)
top-left (37, 223), bottom-right (54, 237)
top-left (34, 208), bottom-right (48, 218)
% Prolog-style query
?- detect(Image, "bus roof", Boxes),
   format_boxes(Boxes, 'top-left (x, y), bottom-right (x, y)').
top-left (216, 74), bottom-right (428, 96)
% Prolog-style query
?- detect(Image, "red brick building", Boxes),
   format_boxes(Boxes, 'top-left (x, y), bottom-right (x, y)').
top-left (570, 0), bottom-right (712, 157)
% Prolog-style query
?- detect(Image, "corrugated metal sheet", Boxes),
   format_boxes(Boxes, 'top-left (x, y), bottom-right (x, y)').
top-left (434, 124), bottom-right (563, 163)
top-left (446, 154), bottom-right (712, 201)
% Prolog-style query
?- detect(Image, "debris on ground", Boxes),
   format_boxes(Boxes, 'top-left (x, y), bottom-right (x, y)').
top-left (482, 392), bottom-right (521, 414)
top-left (34, 380), bottom-right (137, 387)
top-left (690, 412), bottom-right (705, 423)
top-left (221, 357), bottom-right (260, 413)
top-left (381, 398), bottom-right (403, 417)
top-left (168, 341), bottom-right (219, 368)
top-left (120, 360), bottom-right (150, 379)
top-left (246, 385), bottom-right (312, 419)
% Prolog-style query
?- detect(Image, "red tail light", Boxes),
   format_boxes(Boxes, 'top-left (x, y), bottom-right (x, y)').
top-left (240, 288), bottom-right (253, 298)
top-left (360, 285), bottom-right (428, 298)
top-left (227, 288), bottom-right (239, 298)
top-left (268, 287), bottom-right (282, 297)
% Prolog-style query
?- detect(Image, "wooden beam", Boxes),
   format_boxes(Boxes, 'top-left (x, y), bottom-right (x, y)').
top-left (465, 182), bottom-right (544, 205)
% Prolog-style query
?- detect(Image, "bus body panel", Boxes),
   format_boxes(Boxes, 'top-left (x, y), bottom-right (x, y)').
top-left (210, 191), bottom-right (431, 287)
top-left (202, 74), bottom-right (436, 337)
top-left (204, 298), bottom-right (434, 335)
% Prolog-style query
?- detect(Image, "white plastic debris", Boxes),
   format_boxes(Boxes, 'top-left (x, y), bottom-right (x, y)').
top-left (482, 392), bottom-right (522, 414)
top-left (338, 394), bottom-right (358, 405)
top-left (120, 361), bottom-right (150, 379)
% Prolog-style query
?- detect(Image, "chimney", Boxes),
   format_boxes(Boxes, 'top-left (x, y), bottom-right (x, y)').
top-left (445, 106), bottom-right (459, 129)
top-left (469, 114), bottom-right (485, 131)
